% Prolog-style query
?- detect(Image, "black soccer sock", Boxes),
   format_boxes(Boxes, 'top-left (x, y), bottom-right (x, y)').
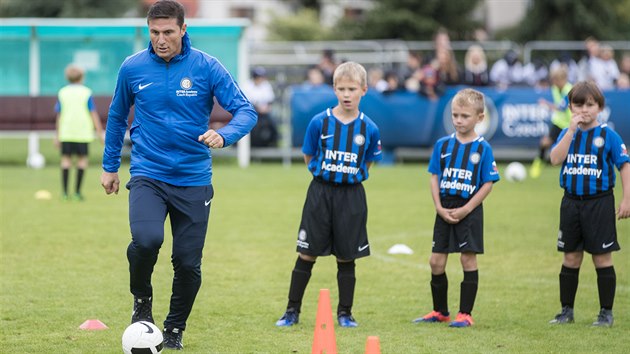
top-left (61, 168), bottom-right (69, 195)
top-left (559, 265), bottom-right (580, 308)
top-left (596, 266), bottom-right (616, 310)
top-left (287, 256), bottom-right (315, 312)
top-left (75, 168), bottom-right (85, 194)
top-left (430, 272), bottom-right (448, 315)
top-left (337, 260), bottom-right (356, 315)
top-left (459, 270), bottom-right (479, 315)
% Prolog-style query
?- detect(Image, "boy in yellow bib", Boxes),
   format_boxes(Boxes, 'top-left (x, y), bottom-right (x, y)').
top-left (55, 64), bottom-right (104, 200)
top-left (530, 66), bottom-right (572, 178)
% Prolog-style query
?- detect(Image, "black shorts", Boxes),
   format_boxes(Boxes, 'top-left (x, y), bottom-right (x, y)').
top-left (548, 124), bottom-right (563, 143)
top-left (61, 142), bottom-right (88, 156)
top-left (432, 196), bottom-right (484, 254)
top-left (296, 178), bottom-right (369, 260)
top-left (558, 191), bottom-right (620, 254)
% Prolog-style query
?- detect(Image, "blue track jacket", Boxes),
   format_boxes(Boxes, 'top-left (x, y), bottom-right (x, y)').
top-left (103, 33), bottom-right (257, 186)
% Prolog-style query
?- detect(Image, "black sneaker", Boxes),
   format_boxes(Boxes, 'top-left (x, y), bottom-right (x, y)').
top-left (592, 308), bottom-right (613, 327)
top-left (163, 327), bottom-right (184, 350)
top-left (131, 296), bottom-right (154, 324)
top-left (549, 306), bottom-right (574, 324)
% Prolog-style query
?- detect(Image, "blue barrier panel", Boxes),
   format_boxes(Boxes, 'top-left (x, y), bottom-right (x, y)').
top-left (290, 85), bottom-right (630, 149)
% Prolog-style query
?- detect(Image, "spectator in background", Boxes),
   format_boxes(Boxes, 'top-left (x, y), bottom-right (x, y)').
top-left (55, 64), bottom-right (104, 201)
top-left (550, 51), bottom-right (579, 84)
top-left (463, 45), bottom-right (490, 86)
top-left (433, 27), bottom-right (452, 52)
top-left (490, 49), bottom-right (525, 89)
top-left (382, 70), bottom-right (403, 95)
top-left (590, 44), bottom-right (620, 90)
top-left (618, 53), bottom-right (630, 90)
top-left (302, 65), bottom-right (327, 90)
top-left (401, 51), bottom-right (423, 92)
top-left (577, 36), bottom-right (600, 82)
top-left (318, 49), bottom-right (338, 85)
top-left (418, 60), bottom-right (445, 100)
top-left (368, 67), bottom-right (388, 93)
top-left (436, 47), bottom-right (461, 85)
top-left (473, 28), bottom-right (489, 43)
top-left (523, 57), bottom-right (549, 88)
top-left (619, 52), bottom-right (630, 77)
top-left (617, 73), bottom-right (630, 90)
top-left (242, 66), bottom-right (278, 147)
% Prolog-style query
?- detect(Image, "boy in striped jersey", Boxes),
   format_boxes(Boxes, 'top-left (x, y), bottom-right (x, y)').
top-left (276, 61), bottom-right (382, 328)
top-left (548, 81), bottom-right (629, 327)
top-left (414, 88), bottom-right (500, 328)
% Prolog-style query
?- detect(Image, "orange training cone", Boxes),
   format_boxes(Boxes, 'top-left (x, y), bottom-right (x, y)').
top-left (365, 336), bottom-right (381, 354)
top-left (79, 319), bottom-right (108, 330)
top-left (312, 289), bottom-right (337, 354)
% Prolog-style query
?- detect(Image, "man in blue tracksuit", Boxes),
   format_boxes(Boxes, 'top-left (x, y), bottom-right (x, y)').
top-left (100, 0), bottom-right (257, 349)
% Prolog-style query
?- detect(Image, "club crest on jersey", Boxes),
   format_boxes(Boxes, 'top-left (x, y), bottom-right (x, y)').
top-left (176, 77), bottom-right (198, 97)
top-left (181, 78), bottom-right (192, 90)
top-left (469, 152), bottom-right (481, 164)
top-left (353, 134), bottom-right (366, 146)
top-left (593, 137), bottom-right (605, 148)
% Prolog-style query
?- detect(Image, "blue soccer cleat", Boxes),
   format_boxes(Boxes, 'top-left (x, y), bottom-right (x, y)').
top-left (337, 313), bottom-right (358, 327)
top-left (276, 309), bottom-right (299, 327)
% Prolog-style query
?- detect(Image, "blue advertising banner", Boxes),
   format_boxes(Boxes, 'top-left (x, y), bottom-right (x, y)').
top-left (290, 85), bottom-right (629, 149)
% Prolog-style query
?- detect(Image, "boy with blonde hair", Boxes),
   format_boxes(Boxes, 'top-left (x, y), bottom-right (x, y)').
top-left (55, 64), bottom-right (104, 200)
top-left (276, 61), bottom-right (382, 328)
top-left (414, 88), bottom-right (500, 327)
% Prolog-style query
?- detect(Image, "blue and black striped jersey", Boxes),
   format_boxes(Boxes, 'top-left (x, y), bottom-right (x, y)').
top-left (555, 124), bottom-right (629, 196)
top-left (303, 108), bottom-right (382, 184)
top-left (428, 134), bottom-right (500, 199)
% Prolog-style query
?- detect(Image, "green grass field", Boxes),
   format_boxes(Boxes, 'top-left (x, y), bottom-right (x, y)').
top-left (1, 139), bottom-right (629, 353)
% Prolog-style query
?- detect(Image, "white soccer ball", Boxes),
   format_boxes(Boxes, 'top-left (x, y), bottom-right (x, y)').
top-left (122, 321), bottom-right (163, 354)
top-left (505, 162), bottom-right (527, 182)
top-left (26, 153), bottom-right (45, 169)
